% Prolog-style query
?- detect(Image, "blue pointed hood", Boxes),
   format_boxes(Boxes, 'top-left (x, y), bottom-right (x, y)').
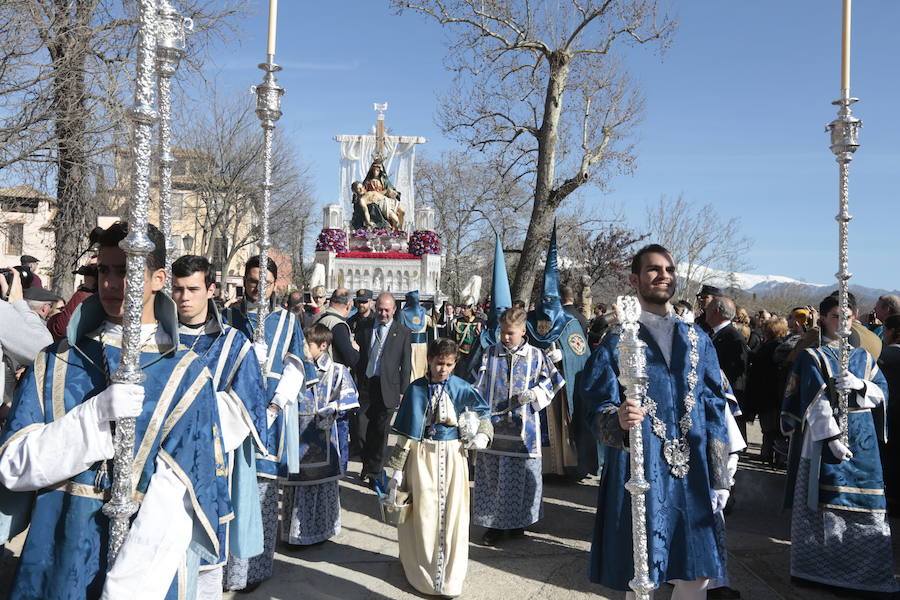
top-left (481, 234), bottom-right (512, 348)
top-left (400, 290), bottom-right (426, 331)
top-left (526, 222), bottom-right (573, 347)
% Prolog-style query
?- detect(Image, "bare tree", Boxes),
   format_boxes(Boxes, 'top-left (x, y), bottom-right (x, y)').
top-left (175, 92), bottom-right (314, 285)
top-left (645, 194), bottom-right (753, 300)
top-left (392, 0), bottom-right (673, 302)
top-left (0, 0), bottom-right (247, 294)
top-left (416, 151), bottom-right (530, 301)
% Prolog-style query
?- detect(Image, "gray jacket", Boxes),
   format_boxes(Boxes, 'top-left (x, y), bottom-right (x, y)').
top-left (0, 300), bottom-right (53, 402)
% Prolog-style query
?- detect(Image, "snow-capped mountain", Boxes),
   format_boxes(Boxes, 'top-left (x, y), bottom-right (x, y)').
top-left (678, 265), bottom-right (898, 303)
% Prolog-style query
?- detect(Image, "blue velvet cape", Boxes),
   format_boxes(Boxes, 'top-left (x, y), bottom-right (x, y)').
top-left (178, 314), bottom-right (268, 565)
top-left (223, 302), bottom-right (305, 478)
top-left (781, 345), bottom-right (889, 513)
top-left (0, 295), bottom-right (228, 600)
top-left (393, 374), bottom-right (490, 442)
top-left (581, 320), bottom-right (728, 590)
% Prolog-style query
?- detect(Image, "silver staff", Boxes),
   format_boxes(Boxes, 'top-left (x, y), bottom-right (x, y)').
top-left (827, 1), bottom-right (860, 447)
top-left (102, 0), bottom-right (158, 566)
top-left (251, 56), bottom-right (284, 348)
top-left (156, 0), bottom-right (191, 291)
top-left (616, 295), bottom-right (654, 600)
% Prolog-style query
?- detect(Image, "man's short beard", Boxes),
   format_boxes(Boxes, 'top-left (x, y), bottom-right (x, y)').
top-left (640, 286), bottom-right (674, 306)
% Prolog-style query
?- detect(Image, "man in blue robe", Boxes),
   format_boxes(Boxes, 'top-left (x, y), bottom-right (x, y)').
top-left (525, 225), bottom-right (591, 477)
top-left (171, 255), bottom-right (269, 598)
top-left (221, 255), bottom-right (307, 592)
top-left (581, 244), bottom-right (730, 599)
top-left (0, 222), bottom-right (231, 599)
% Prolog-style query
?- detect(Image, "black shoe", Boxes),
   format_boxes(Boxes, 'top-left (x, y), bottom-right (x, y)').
top-left (236, 581), bottom-right (262, 594)
top-left (480, 528), bottom-right (503, 546)
top-left (708, 587), bottom-right (741, 599)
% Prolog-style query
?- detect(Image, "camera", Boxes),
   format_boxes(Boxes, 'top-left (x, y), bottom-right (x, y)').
top-left (0, 266), bottom-right (33, 290)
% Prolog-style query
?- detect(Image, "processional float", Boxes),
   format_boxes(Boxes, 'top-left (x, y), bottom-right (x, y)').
top-left (828, 0), bottom-right (859, 446)
top-left (615, 296), bottom-right (653, 600)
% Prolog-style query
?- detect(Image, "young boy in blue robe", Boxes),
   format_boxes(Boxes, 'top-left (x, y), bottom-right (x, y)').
top-left (0, 222), bottom-right (231, 599)
top-left (171, 254), bottom-right (269, 598)
top-left (279, 323), bottom-right (358, 546)
top-left (472, 307), bottom-right (564, 546)
top-left (221, 255), bottom-right (307, 592)
top-left (781, 293), bottom-right (897, 595)
top-left (388, 337), bottom-right (492, 597)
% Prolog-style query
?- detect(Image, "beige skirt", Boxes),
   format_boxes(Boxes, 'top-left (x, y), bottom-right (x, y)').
top-left (398, 438), bottom-right (470, 597)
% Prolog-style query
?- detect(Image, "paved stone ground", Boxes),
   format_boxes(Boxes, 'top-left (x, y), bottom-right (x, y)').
top-left (3, 423), bottom-right (899, 599)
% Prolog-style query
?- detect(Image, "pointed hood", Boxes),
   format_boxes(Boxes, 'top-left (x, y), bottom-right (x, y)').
top-left (400, 290), bottom-right (426, 331)
top-left (526, 222), bottom-right (573, 347)
top-left (481, 234), bottom-right (512, 347)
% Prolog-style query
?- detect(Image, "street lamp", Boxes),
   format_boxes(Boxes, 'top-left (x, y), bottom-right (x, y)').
top-left (182, 234), bottom-right (193, 251)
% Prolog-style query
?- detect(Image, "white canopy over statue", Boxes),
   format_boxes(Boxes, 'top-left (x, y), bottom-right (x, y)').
top-left (334, 104), bottom-right (426, 232)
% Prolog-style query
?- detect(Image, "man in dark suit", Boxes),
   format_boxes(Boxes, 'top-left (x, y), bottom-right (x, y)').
top-left (706, 296), bottom-right (749, 427)
top-left (560, 284), bottom-right (588, 334)
top-left (694, 284), bottom-right (724, 335)
top-left (347, 288), bottom-right (375, 457)
top-left (356, 292), bottom-right (412, 484)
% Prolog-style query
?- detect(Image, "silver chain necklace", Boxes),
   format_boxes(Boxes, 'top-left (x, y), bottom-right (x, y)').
top-left (641, 323), bottom-right (699, 478)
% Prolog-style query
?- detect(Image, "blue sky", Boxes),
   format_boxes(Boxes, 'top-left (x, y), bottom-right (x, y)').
top-left (206, 1), bottom-right (898, 290)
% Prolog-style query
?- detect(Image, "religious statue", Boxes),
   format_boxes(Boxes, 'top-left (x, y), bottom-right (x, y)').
top-left (350, 181), bottom-right (405, 231)
top-left (363, 159), bottom-right (406, 229)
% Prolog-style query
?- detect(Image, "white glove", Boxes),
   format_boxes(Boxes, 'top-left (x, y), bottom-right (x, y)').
top-left (828, 439), bottom-right (854, 462)
top-left (93, 383), bottom-right (144, 423)
top-left (271, 392), bottom-right (293, 410)
top-left (512, 389), bottom-right (536, 409)
top-left (834, 370), bottom-right (864, 392)
top-left (266, 404), bottom-right (281, 428)
top-left (546, 347), bottom-right (563, 364)
top-left (253, 342), bottom-right (268, 368)
top-left (727, 453), bottom-right (739, 484)
top-left (465, 432), bottom-right (490, 450)
top-left (711, 489), bottom-right (730, 514)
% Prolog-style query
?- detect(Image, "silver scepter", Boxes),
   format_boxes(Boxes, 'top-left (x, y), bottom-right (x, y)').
top-left (156, 0), bottom-right (192, 291)
top-left (251, 54), bottom-right (284, 350)
top-left (102, 0), bottom-right (158, 566)
top-left (827, 0), bottom-right (860, 447)
top-left (616, 295), bottom-right (654, 600)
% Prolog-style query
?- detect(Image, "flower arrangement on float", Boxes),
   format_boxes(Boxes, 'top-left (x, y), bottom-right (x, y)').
top-left (408, 230), bottom-right (441, 256)
top-left (315, 228), bottom-right (348, 253)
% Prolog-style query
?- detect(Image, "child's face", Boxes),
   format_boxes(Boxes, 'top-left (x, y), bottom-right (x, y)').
top-left (500, 323), bottom-right (526, 349)
top-left (308, 341), bottom-right (329, 360)
top-left (428, 354), bottom-right (457, 382)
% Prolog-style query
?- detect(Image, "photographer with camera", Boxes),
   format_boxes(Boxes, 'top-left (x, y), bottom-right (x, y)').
top-left (0, 262), bottom-right (53, 418)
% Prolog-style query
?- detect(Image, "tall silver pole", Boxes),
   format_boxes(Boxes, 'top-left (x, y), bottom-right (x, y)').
top-left (252, 58), bottom-right (283, 346)
top-left (102, 0), bottom-right (158, 566)
top-left (827, 1), bottom-right (860, 447)
top-left (616, 296), bottom-right (654, 600)
top-left (155, 0), bottom-right (191, 292)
